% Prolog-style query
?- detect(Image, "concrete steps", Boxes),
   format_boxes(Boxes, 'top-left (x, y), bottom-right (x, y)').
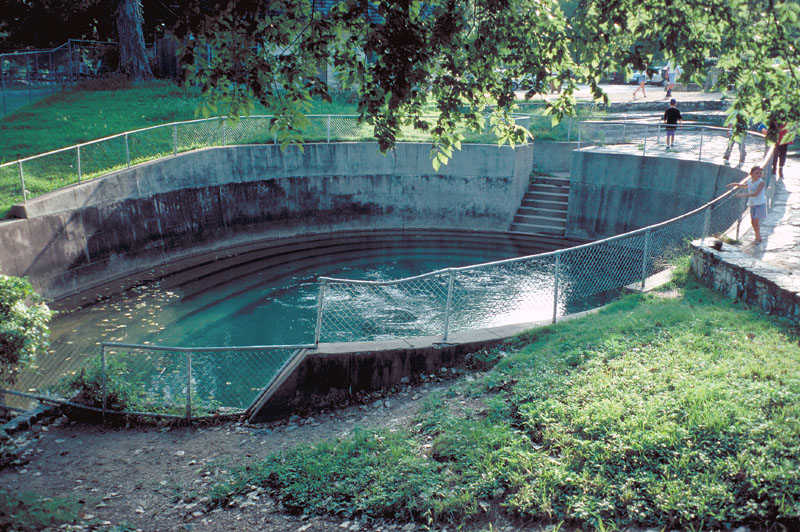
top-left (510, 175), bottom-right (571, 237)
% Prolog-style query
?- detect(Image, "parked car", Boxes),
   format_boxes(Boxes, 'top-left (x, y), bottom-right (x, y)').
top-left (511, 73), bottom-right (534, 91)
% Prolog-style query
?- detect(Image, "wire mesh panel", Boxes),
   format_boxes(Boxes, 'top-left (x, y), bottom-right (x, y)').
top-left (127, 125), bottom-right (174, 164)
top-left (0, 163), bottom-right (23, 215)
top-left (176, 118), bottom-right (225, 152)
top-left (318, 272), bottom-right (451, 342)
top-left (98, 344), bottom-right (304, 415)
top-left (328, 115), bottom-right (371, 142)
top-left (224, 116), bottom-right (274, 145)
top-left (645, 211), bottom-right (706, 275)
top-left (559, 234), bottom-right (648, 303)
top-left (708, 194), bottom-right (748, 239)
top-left (448, 255), bottom-right (558, 331)
top-left (100, 345), bottom-right (189, 414)
top-left (189, 347), bottom-right (301, 410)
top-left (20, 149), bottom-right (79, 196)
top-left (79, 136), bottom-right (127, 179)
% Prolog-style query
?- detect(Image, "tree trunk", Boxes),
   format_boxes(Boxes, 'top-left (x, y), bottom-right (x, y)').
top-left (116, 0), bottom-right (153, 80)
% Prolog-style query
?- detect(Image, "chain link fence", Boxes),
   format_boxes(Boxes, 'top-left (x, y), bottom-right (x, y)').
top-left (1, 40), bottom-right (123, 116)
top-left (1, 120), bottom-right (770, 420)
top-left (315, 180), bottom-right (758, 345)
top-left (577, 120), bottom-right (768, 163)
top-left (0, 114), bottom-right (767, 218)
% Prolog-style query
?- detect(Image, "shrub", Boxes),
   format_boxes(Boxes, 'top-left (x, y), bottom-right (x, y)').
top-left (61, 357), bottom-right (144, 411)
top-left (0, 275), bottom-right (52, 386)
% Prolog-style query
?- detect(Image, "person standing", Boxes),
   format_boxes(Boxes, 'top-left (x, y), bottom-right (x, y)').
top-left (726, 166), bottom-right (767, 244)
top-left (723, 117), bottom-right (748, 164)
top-left (665, 64), bottom-right (682, 98)
top-left (662, 98), bottom-right (682, 149)
top-left (771, 122), bottom-right (791, 180)
top-left (633, 67), bottom-right (648, 98)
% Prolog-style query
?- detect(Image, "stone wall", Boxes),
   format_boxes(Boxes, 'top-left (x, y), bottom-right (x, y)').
top-left (691, 239), bottom-right (800, 322)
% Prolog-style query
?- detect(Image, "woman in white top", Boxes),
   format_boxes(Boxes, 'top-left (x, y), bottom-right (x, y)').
top-left (633, 68), bottom-right (648, 98)
top-left (726, 166), bottom-right (767, 244)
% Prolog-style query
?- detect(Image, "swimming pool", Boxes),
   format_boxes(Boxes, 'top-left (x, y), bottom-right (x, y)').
top-left (11, 230), bottom-right (618, 410)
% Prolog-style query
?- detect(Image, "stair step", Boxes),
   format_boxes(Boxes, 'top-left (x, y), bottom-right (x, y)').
top-left (530, 177), bottom-right (570, 188)
top-left (522, 191), bottom-right (569, 203)
top-left (521, 198), bottom-right (568, 210)
top-left (509, 223), bottom-right (566, 236)
top-left (517, 206), bottom-right (567, 218)
top-left (513, 215), bottom-right (567, 228)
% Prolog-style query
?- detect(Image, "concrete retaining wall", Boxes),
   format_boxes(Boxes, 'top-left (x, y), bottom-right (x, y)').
top-left (0, 143), bottom-right (532, 300)
top-left (532, 141), bottom-right (578, 173)
top-left (566, 149), bottom-right (746, 239)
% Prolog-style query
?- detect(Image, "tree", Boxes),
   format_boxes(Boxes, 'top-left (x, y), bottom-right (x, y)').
top-left (172, 0), bottom-right (799, 161)
top-left (0, 275), bottom-right (52, 387)
top-left (116, 0), bottom-right (154, 80)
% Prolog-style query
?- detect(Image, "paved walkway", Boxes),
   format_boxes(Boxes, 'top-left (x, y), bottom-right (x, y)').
top-left (737, 155), bottom-right (800, 272)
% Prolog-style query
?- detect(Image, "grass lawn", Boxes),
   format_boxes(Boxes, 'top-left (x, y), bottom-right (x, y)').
top-left (0, 80), bottom-right (580, 218)
top-left (208, 263), bottom-right (800, 531)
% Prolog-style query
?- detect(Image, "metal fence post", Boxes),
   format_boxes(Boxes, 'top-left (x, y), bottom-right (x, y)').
top-left (442, 270), bottom-right (455, 341)
top-left (125, 133), bottom-right (130, 168)
top-left (576, 120), bottom-right (581, 149)
top-left (186, 352), bottom-right (192, 420)
top-left (567, 117), bottom-right (572, 142)
top-left (552, 254), bottom-right (561, 324)
top-left (314, 280), bottom-right (327, 346)
top-left (327, 115), bottom-right (331, 143)
top-left (101, 345), bottom-right (107, 422)
top-left (641, 229), bottom-right (651, 290)
top-left (1, 62), bottom-right (6, 115)
top-left (698, 126), bottom-right (704, 161)
top-left (173, 124), bottom-right (178, 155)
top-left (643, 125), bottom-right (648, 157)
top-left (18, 161), bottom-right (27, 203)
top-left (702, 207), bottom-right (712, 238)
top-left (77, 145), bottom-right (82, 183)
top-left (222, 119), bottom-right (227, 146)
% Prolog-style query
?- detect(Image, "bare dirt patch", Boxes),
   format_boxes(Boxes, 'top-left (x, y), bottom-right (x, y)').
top-left (1, 378), bottom-right (524, 532)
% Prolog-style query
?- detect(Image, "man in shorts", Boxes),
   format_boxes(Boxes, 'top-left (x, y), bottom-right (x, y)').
top-left (662, 98), bottom-right (682, 150)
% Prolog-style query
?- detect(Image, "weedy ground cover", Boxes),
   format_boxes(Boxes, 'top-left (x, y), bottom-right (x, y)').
top-left (208, 265), bottom-right (800, 530)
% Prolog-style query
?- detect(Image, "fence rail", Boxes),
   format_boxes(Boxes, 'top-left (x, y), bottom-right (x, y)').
top-left (0, 113), bottom-right (762, 218)
top-left (1, 121), bottom-right (775, 421)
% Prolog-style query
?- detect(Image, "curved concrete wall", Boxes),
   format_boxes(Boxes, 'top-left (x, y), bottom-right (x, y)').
top-left (566, 149), bottom-right (745, 239)
top-left (0, 143), bottom-right (532, 300)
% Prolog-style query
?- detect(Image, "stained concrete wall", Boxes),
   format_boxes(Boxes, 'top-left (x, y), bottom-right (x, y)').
top-left (0, 143), bottom-right (532, 300)
top-left (531, 141), bottom-right (578, 173)
top-left (566, 149), bottom-right (746, 240)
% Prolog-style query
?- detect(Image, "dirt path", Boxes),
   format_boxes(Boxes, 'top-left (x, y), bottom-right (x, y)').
top-left (2, 378), bottom-right (526, 532)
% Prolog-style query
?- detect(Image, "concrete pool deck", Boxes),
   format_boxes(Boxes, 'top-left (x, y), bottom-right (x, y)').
top-left (691, 154), bottom-right (800, 321)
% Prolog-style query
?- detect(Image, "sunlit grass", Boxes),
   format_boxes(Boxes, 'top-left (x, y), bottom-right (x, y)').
top-left (0, 81), bottom-right (580, 218)
top-left (207, 263), bottom-right (800, 530)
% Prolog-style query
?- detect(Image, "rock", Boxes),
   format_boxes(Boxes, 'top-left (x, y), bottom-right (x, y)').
top-left (373, 399), bottom-right (384, 408)
top-left (400, 377), bottom-right (410, 384)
